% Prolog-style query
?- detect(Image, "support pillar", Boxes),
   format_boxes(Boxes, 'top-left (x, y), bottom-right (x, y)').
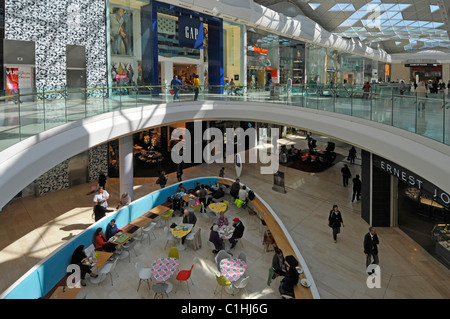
top-left (119, 135), bottom-right (134, 201)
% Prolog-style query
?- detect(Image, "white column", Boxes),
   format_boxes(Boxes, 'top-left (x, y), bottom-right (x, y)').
top-left (161, 61), bottom-right (174, 89)
top-left (119, 135), bottom-right (134, 202)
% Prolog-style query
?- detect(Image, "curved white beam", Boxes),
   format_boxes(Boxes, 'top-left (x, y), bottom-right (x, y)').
top-left (1, 101), bottom-right (449, 210)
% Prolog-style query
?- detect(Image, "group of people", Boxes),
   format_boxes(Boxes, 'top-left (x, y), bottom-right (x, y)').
top-left (328, 205), bottom-right (380, 275)
top-left (170, 74), bottom-right (201, 101)
top-left (92, 172), bottom-right (131, 222)
top-left (70, 218), bottom-right (123, 286)
top-left (209, 216), bottom-right (245, 253)
top-left (271, 248), bottom-right (301, 298)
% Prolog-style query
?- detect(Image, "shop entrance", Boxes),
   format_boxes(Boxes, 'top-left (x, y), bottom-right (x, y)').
top-left (173, 64), bottom-right (198, 87)
top-left (411, 65), bottom-right (442, 83)
top-left (397, 181), bottom-right (450, 268)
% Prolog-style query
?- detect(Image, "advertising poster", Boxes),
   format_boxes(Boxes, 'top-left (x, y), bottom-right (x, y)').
top-left (273, 170), bottom-right (286, 194)
top-left (110, 7), bottom-right (133, 56)
top-left (6, 68), bottom-right (19, 96)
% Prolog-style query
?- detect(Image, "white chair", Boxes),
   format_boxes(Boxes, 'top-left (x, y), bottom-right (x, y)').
top-left (90, 257), bottom-right (119, 286)
top-left (186, 228), bottom-right (202, 250)
top-left (119, 239), bottom-right (137, 263)
top-left (215, 249), bottom-right (232, 271)
top-left (135, 262), bottom-right (152, 291)
top-left (164, 226), bottom-right (177, 248)
top-left (233, 275), bottom-right (249, 297)
top-left (142, 222), bottom-right (157, 245)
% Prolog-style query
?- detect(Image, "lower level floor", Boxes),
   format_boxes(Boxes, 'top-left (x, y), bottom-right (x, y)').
top-left (0, 137), bottom-right (449, 298)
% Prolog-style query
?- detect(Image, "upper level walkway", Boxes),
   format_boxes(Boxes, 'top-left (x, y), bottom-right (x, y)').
top-left (2, 84), bottom-right (449, 152)
top-left (1, 84), bottom-right (450, 211)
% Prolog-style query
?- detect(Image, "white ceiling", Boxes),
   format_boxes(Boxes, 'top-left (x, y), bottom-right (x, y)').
top-left (254, 0), bottom-right (450, 54)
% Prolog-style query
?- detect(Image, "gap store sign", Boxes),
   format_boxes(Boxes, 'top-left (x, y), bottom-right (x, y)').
top-left (178, 16), bottom-right (204, 49)
top-left (373, 155), bottom-right (450, 207)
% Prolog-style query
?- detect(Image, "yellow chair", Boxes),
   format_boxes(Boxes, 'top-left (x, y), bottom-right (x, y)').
top-left (168, 246), bottom-right (179, 260)
top-left (214, 274), bottom-right (232, 298)
top-left (160, 209), bottom-right (173, 227)
top-left (191, 203), bottom-right (202, 212)
top-left (223, 201), bottom-right (229, 213)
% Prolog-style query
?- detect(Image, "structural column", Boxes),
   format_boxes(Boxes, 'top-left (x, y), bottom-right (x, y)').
top-left (119, 135), bottom-right (134, 201)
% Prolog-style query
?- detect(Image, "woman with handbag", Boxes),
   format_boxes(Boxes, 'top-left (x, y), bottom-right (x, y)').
top-left (328, 204), bottom-right (344, 243)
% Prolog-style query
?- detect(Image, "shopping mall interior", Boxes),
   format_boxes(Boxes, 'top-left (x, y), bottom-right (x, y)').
top-left (0, 0), bottom-right (450, 302)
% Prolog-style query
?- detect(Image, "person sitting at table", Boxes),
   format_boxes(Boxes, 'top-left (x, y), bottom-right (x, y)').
top-left (94, 227), bottom-right (116, 252)
top-left (70, 245), bottom-right (98, 287)
top-left (181, 209), bottom-right (197, 245)
top-left (209, 224), bottom-right (224, 254)
top-left (229, 217), bottom-right (245, 249)
top-left (237, 185), bottom-right (248, 208)
top-left (211, 187), bottom-right (225, 200)
top-left (105, 219), bottom-right (122, 240)
top-left (194, 182), bottom-right (201, 192)
top-left (216, 211), bottom-right (229, 227)
top-left (278, 255), bottom-right (299, 298)
top-left (230, 178), bottom-right (241, 200)
top-left (115, 192), bottom-right (131, 210)
top-left (272, 247), bottom-right (287, 278)
top-left (177, 183), bottom-right (187, 194)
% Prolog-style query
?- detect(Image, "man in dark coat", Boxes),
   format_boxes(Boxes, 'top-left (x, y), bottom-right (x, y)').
top-left (229, 217), bottom-right (245, 249)
top-left (352, 174), bottom-right (362, 202)
top-left (341, 164), bottom-right (351, 187)
top-left (98, 172), bottom-right (107, 189)
top-left (364, 227), bottom-right (379, 275)
top-left (230, 178), bottom-right (240, 200)
top-left (93, 202), bottom-right (113, 222)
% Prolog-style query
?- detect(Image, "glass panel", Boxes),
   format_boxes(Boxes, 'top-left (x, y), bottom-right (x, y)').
top-left (0, 91), bottom-right (21, 150)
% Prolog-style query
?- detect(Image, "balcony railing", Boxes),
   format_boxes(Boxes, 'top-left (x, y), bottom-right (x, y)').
top-left (1, 83), bottom-right (449, 152)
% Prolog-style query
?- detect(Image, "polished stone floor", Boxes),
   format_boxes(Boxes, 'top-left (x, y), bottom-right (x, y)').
top-left (1, 134), bottom-right (450, 299)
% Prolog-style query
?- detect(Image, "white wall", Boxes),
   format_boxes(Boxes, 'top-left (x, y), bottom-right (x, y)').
top-left (1, 101), bottom-right (449, 210)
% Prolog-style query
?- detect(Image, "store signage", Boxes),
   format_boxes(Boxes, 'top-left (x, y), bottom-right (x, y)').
top-left (373, 155), bottom-right (450, 205)
top-left (248, 46), bottom-right (268, 54)
top-left (405, 63), bottom-right (438, 67)
top-left (178, 16), bottom-right (204, 49)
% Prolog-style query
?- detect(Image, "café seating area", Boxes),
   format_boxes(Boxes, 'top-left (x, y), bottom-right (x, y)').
top-left (2, 177), bottom-right (313, 299)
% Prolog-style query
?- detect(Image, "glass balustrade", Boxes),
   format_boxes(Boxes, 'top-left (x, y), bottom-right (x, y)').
top-left (0, 84), bottom-right (448, 152)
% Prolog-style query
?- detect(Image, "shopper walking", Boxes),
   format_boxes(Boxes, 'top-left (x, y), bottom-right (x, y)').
top-left (176, 162), bottom-right (183, 182)
top-left (171, 76), bottom-right (182, 101)
top-left (352, 174), bottom-right (362, 202)
top-left (328, 205), bottom-right (344, 243)
top-left (348, 146), bottom-right (357, 164)
top-left (362, 82), bottom-right (371, 100)
top-left (364, 227), bottom-right (379, 275)
top-left (341, 164), bottom-right (352, 187)
top-left (193, 74), bottom-right (200, 101)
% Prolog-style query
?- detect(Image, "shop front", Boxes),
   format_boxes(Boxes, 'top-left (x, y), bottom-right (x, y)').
top-left (246, 28), bottom-right (279, 89)
top-left (361, 151), bottom-right (450, 268)
top-left (108, 0), bottom-right (224, 94)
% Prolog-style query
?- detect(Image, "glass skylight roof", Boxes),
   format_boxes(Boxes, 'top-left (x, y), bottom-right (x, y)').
top-left (308, 3), bottom-right (321, 10)
top-left (334, 0), bottom-right (449, 51)
top-left (329, 4), bottom-right (355, 11)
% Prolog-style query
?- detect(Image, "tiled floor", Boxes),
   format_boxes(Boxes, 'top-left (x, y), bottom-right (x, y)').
top-left (1, 134), bottom-right (450, 299)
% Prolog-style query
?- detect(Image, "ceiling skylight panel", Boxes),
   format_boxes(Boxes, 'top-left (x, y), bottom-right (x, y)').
top-left (308, 3), bottom-right (321, 10)
top-left (430, 5), bottom-right (439, 13)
